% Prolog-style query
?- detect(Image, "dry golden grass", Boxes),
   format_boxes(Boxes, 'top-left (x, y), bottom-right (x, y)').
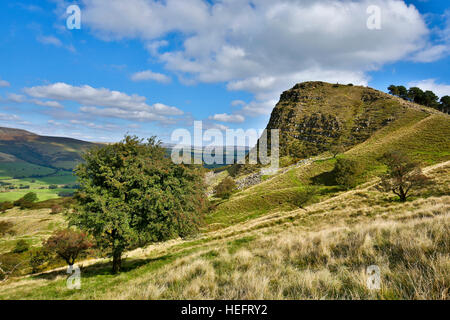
top-left (104, 210), bottom-right (449, 300)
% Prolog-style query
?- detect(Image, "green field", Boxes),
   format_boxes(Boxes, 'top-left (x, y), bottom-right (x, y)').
top-left (0, 168), bottom-right (77, 202)
top-left (0, 188), bottom-right (75, 202)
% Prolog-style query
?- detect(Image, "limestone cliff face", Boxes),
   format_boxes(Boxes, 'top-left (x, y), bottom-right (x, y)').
top-left (264, 81), bottom-right (407, 156)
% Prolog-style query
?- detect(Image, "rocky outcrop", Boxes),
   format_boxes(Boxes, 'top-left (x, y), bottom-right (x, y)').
top-left (262, 81), bottom-right (416, 157)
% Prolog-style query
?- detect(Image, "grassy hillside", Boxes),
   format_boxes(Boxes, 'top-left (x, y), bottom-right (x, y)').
top-left (0, 82), bottom-right (448, 300)
top-left (207, 83), bottom-right (450, 227)
top-left (0, 161), bottom-right (448, 299)
top-left (0, 127), bottom-right (97, 170)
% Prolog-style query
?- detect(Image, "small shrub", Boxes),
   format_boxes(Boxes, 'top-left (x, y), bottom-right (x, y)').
top-left (44, 229), bottom-right (94, 266)
top-left (332, 158), bottom-right (364, 189)
top-left (13, 192), bottom-right (38, 209)
top-left (214, 177), bottom-right (237, 199)
top-left (13, 239), bottom-right (30, 253)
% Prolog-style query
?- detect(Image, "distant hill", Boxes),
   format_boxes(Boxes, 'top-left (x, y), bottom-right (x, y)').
top-left (0, 127), bottom-right (98, 179)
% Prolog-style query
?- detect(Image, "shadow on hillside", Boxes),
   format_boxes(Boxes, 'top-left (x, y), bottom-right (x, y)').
top-left (32, 254), bottom-right (172, 280)
top-left (311, 170), bottom-right (336, 186)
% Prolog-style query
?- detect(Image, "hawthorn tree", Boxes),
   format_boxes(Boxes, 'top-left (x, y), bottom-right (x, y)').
top-left (379, 151), bottom-right (430, 202)
top-left (70, 135), bottom-right (206, 273)
top-left (44, 229), bottom-right (93, 266)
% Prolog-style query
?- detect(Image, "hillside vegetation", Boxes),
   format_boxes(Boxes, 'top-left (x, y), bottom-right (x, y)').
top-left (0, 82), bottom-right (448, 300)
top-left (0, 160), bottom-right (448, 299)
top-left (209, 82), bottom-right (449, 227)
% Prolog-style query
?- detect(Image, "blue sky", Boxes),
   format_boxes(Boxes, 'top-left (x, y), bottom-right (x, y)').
top-left (0, 0), bottom-right (449, 143)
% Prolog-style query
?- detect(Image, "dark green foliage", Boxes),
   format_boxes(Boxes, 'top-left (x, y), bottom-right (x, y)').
top-left (397, 86), bottom-right (408, 100)
top-left (440, 96), bottom-right (450, 113)
top-left (13, 239), bottom-right (30, 253)
top-left (13, 192), bottom-right (38, 209)
top-left (70, 135), bottom-right (206, 273)
top-left (407, 87), bottom-right (424, 103)
top-left (22, 192), bottom-right (38, 203)
top-left (388, 85), bottom-right (447, 113)
top-left (388, 85), bottom-right (399, 96)
top-left (379, 151), bottom-right (431, 202)
top-left (214, 176), bottom-right (237, 199)
top-left (44, 229), bottom-right (93, 266)
top-left (332, 158), bottom-right (364, 189)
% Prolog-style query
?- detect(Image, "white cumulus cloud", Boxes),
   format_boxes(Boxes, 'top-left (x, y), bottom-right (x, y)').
top-left (209, 113), bottom-right (245, 123)
top-left (131, 70), bottom-right (171, 83)
top-left (407, 79), bottom-right (450, 98)
top-left (0, 78), bottom-right (10, 87)
top-left (23, 82), bottom-right (184, 125)
top-left (79, 0), bottom-right (442, 117)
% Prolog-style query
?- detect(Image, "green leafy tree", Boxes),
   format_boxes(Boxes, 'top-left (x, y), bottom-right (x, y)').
top-left (439, 96), bottom-right (450, 114)
top-left (388, 85), bottom-right (399, 96)
top-left (70, 135), bottom-right (206, 273)
top-left (214, 176), bottom-right (237, 199)
top-left (407, 87), bottom-right (424, 103)
top-left (332, 158), bottom-right (364, 189)
top-left (397, 86), bottom-right (408, 100)
top-left (379, 151), bottom-right (430, 202)
top-left (44, 229), bottom-right (93, 266)
top-left (418, 90), bottom-right (439, 109)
